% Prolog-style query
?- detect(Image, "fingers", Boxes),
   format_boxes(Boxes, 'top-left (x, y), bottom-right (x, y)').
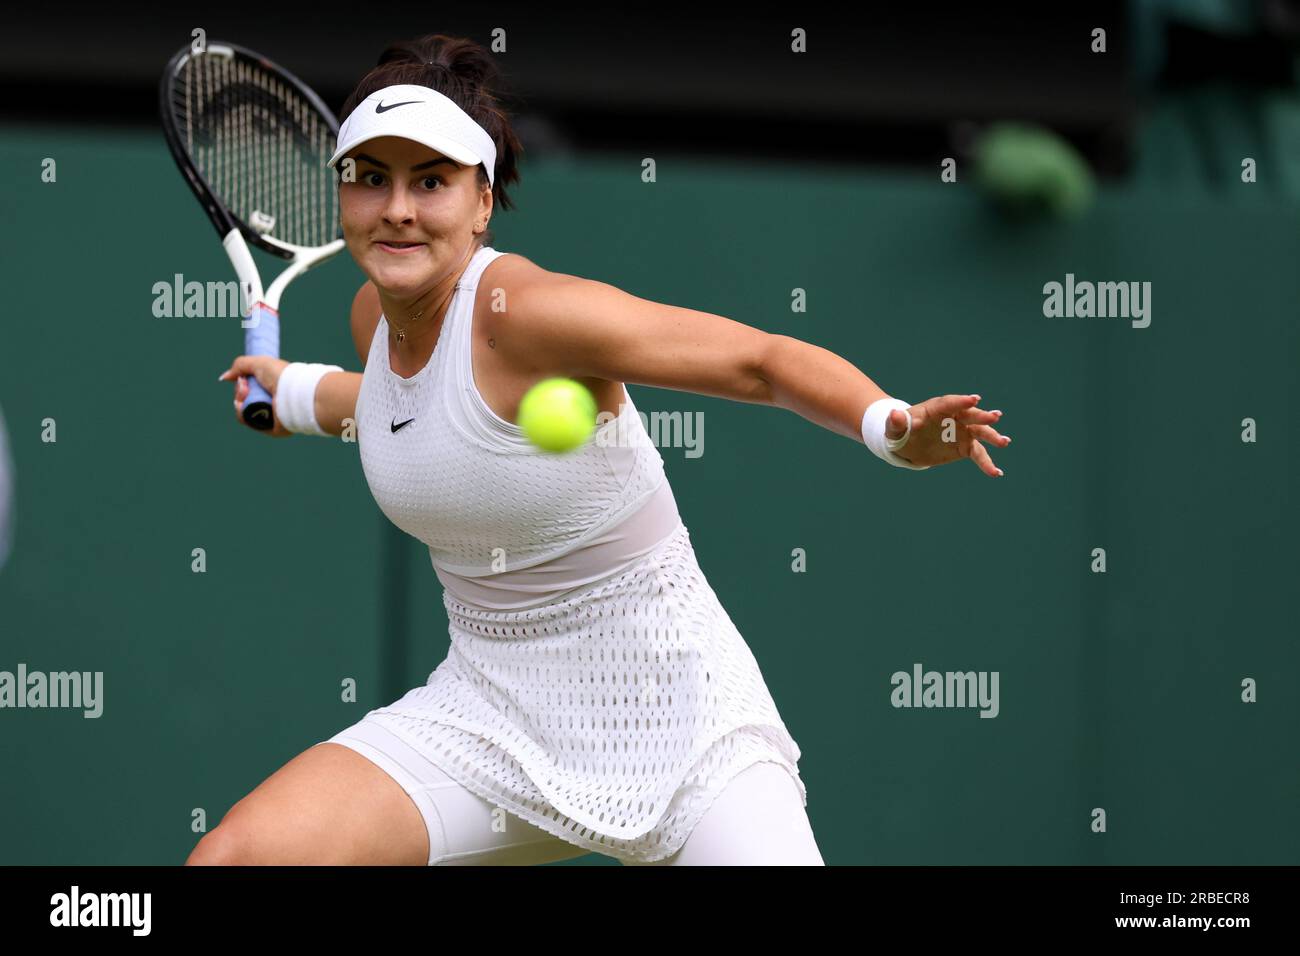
top-left (219, 358), bottom-right (250, 413)
top-left (218, 355), bottom-right (253, 382)
top-left (912, 394), bottom-right (1008, 476)
top-left (967, 422), bottom-right (1011, 447)
top-left (956, 407), bottom-right (1003, 425)
top-left (916, 396), bottom-right (1004, 433)
top-left (223, 366), bottom-right (249, 425)
top-left (944, 393), bottom-right (983, 413)
top-left (930, 394), bottom-right (1003, 430)
top-left (220, 358), bottom-right (282, 433)
top-left (960, 398), bottom-right (1008, 474)
top-left (917, 393), bottom-right (980, 424)
top-left (967, 438), bottom-right (1003, 478)
top-left (222, 363), bottom-right (290, 434)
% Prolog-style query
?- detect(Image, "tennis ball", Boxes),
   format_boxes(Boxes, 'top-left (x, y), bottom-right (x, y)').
top-left (517, 377), bottom-right (598, 453)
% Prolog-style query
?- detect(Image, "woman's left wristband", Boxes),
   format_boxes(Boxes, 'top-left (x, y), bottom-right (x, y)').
top-left (861, 397), bottom-right (930, 470)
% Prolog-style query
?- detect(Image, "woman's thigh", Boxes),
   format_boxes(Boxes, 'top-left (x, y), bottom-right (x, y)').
top-left (626, 760), bottom-right (825, 866)
top-left (325, 720), bottom-right (590, 866)
top-left (187, 717), bottom-right (589, 866)
top-left (185, 734), bottom-right (431, 865)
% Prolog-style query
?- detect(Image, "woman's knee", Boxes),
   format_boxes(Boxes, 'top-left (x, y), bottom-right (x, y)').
top-left (185, 823), bottom-right (249, 866)
top-left (185, 795), bottom-right (310, 866)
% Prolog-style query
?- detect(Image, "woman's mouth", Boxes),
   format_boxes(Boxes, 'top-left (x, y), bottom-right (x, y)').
top-left (375, 241), bottom-right (426, 254)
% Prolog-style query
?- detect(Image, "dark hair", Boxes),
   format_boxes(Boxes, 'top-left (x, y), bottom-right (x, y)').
top-left (338, 34), bottom-right (524, 249)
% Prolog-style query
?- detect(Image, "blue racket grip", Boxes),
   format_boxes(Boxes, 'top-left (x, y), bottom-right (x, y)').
top-left (241, 302), bottom-right (281, 431)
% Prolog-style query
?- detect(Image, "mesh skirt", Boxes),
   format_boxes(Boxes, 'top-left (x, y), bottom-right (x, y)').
top-left (357, 521), bottom-right (807, 863)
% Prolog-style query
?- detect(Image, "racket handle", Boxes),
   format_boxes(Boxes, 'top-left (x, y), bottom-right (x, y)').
top-left (241, 302), bottom-right (282, 431)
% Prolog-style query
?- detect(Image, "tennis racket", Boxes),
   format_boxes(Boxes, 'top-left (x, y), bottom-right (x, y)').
top-left (159, 40), bottom-right (346, 430)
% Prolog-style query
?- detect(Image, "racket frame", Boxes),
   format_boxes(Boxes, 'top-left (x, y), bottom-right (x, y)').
top-left (159, 40), bottom-right (346, 429)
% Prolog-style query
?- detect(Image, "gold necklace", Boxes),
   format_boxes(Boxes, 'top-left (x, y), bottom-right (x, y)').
top-left (390, 240), bottom-right (479, 343)
top-left (392, 308), bottom-right (421, 343)
top-left (391, 285), bottom-right (454, 343)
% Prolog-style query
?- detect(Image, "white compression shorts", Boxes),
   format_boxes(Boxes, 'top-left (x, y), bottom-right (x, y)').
top-left (324, 719), bottom-right (824, 866)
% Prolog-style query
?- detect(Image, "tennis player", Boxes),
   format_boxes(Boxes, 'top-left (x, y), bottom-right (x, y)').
top-left (195, 34), bottom-right (1010, 867)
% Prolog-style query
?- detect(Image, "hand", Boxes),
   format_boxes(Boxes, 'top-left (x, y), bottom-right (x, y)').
top-left (885, 393), bottom-right (1010, 477)
top-left (217, 355), bottom-right (292, 437)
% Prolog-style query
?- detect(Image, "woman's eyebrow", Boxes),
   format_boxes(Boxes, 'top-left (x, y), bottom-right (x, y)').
top-left (353, 153), bottom-right (462, 172)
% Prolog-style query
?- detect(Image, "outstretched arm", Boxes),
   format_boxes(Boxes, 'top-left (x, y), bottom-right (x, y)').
top-left (497, 266), bottom-right (1010, 475)
top-left (757, 335), bottom-right (890, 442)
top-left (760, 336), bottom-right (1011, 476)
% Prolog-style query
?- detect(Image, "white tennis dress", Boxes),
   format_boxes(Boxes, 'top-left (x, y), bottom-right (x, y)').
top-left (340, 244), bottom-right (806, 863)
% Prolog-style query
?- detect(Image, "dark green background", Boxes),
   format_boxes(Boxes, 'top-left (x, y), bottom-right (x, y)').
top-left (1, 103), bottom-right (1295, 864)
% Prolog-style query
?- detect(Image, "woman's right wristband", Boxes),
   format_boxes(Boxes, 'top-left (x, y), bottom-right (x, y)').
top-left (275, 362), bottom-right (343, 436)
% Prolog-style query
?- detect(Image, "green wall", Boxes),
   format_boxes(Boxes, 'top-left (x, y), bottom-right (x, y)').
top-left (0, 120), bottom-right (1295, 865)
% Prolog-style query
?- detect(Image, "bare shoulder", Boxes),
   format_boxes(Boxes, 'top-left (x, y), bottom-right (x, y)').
top-left (349, 280), bottom-right (382, 366)
top-left (475, 253), bottom-right (575, 353)
top-left (479, 251), bottom-right (569, 297)
top-left (476, 252), bottom-right (593, 337)
top-left (474, 252), bottom-right (591, 359)
top-left (475, 252), bottom-right (627, 414)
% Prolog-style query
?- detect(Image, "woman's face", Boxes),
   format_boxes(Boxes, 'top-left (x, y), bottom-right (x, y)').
top-left (338, 135), bottom-right (491, 297)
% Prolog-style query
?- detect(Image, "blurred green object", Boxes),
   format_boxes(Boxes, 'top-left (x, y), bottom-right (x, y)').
top-left (972, 122), bottom-right (1096, 219)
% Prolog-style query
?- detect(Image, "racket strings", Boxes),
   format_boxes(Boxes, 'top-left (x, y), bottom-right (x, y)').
top-left (169, 50), bottom-right (339, 250)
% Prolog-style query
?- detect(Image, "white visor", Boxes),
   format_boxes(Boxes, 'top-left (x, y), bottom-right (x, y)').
top-left (327, 84), bottom-right (496, 187)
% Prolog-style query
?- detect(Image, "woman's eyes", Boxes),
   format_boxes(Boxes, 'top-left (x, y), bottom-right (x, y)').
top-left (360, 171), bottom-right (443, 190)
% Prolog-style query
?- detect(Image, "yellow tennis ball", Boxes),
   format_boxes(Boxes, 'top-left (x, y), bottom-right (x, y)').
top-left (517, 377), bottom-right (598, 453)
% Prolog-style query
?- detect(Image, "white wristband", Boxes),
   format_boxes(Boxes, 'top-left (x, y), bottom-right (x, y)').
top-left (274, 362), bottom-right (342, 436)
top-left (861, 397), bottom-right (930, 470)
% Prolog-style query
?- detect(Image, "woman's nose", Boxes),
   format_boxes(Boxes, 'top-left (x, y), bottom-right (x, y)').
top-left (382, 185), bottom-right (414, 223)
